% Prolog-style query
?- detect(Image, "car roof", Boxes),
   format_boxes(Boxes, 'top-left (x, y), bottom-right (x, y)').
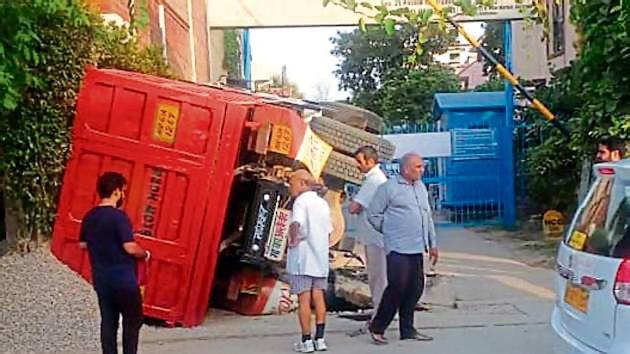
top-left (595, 158), bottom-right (630, 169)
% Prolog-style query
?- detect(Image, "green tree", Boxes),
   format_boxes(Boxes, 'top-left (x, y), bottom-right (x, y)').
top-left (474, 78), bottom-right (504, 92)
top-left (374, 66), bottom-right (460, 126)
top-left (331, 25), bottom-right (454, 102)
top-left (331, 25), bottom-right (457, 125)
top-left (522, 0), bottom-right (630, 213)
top-left (568, 0), bottom-right (630, 150)
top-left (223, 30), bottom-right (242, 79)
top-left (0, 0), bottom-right (171, 247)
top-left (520, 68), bottom-right (582, 212)
top-left (480, 22), bottom-right (504, 79)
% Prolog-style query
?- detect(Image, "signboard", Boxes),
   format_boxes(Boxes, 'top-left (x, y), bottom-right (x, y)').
top-left (451, 128), bottom-right (498, 160)
top-left (543, 209), bottom-right (565, 237)
top-left (384, 131), bottom-right (452, 159)
top-left (264, 208), bottom-right (291, 262)
top-left (296, 127), bottom-right (333, 180)
top-left (207, 0), bottom-right (533, 28)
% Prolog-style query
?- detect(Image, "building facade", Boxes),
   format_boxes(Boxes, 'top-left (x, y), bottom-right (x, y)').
top-left (87, 0), bottom-right (232, 83)
top-left (434, 35), bottom-right (479, 74)
top-left (511, 0), bottom-right (577, 82)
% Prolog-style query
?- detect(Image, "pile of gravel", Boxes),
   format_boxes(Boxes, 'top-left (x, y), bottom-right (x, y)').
top-left (0, 245), bottom-right (100, 354)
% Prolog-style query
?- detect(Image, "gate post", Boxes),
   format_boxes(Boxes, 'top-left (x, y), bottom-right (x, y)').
top-left (502, 20), bottom-right (516, 229)
top-left (242, 28), bottom-right (252, 89)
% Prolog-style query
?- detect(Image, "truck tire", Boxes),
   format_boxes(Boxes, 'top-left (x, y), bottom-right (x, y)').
top-left (318, 101), bottom-right (385, 134)
top-left (311, 115), bottom-right (395, 161)
top-left (323, 151), bottom-right (363, 185)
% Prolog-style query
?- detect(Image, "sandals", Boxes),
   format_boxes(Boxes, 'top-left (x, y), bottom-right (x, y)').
top-left (369, 331), bottom-right (389, 345)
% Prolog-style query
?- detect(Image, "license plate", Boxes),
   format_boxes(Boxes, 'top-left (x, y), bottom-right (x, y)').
top-left (568, 231), bottom-right (588, 250)
top-left (268, 124), bottom-right (292, 155)
top-left (564, 283), bottom-right (589, 313)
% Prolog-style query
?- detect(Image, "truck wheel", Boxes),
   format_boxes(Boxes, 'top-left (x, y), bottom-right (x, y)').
top-left (310, 116), bottom-right (395, 160)
top-left (323, 152), bottom-right (363, 186)
top-left (318, 101), bottom-right (385, 134)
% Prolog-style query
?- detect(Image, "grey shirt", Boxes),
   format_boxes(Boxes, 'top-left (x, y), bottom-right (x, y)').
top-left (367, 175), bottom-right (437, 255)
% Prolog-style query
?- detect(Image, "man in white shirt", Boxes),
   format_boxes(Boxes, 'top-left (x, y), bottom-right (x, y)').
top-left (287, 169), bottom-right (333, 353)
top-left (349, 146), bottom-right (388, 320)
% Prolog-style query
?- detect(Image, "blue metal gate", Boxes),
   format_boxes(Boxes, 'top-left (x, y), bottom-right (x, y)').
top-left (382, 91), bottom-right (516, 228)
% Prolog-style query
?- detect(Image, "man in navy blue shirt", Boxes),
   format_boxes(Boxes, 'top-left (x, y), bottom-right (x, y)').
top-left (79, 172), bottom-right (150, 354)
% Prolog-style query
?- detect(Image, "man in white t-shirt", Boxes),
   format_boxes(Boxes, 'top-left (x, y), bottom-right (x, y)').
top-left (287, 169), bottom-right (332, 353)
top-left (349, 146), bottom-right (388, 320)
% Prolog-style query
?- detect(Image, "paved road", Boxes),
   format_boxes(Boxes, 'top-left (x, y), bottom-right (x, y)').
top-left (86, 227), bottom-right (560, 354)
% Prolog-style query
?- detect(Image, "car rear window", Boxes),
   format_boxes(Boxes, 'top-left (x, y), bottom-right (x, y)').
top-left (567, 174), bottom-right (630, 258)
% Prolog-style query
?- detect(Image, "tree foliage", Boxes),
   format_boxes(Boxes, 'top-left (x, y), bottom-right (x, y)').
top-left (326, 0), bottom-right (629, 214)
top-left (223, 30), bottom-right (242, 80)
top-left (568, 0), bottom-right (630, 148)
top-left (522, 0), bottom-right (630, 213)
top-left (331, 25), bottom-right (454, 97)
top-left (373, 66), bottom-right (460, 125)
top-left (331, 25), bottom-right (458, 125)
top-left (0, 0), bottom-right (171, 246)
top-left (474, 78), bottom-right (504, 92)
top-left (480, 22), bottom-right (503, 79)
top-left (521, 68), bottom-right (582, 211)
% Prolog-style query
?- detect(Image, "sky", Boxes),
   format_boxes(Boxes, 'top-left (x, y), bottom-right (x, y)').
top-left (250, 23), bottom-right (486, 102)
top-left (250, 27), bottom-right (352, 101)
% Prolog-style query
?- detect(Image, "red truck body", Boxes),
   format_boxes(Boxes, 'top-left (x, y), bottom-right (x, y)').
top-left (51, 68), bottom-right (309, 327)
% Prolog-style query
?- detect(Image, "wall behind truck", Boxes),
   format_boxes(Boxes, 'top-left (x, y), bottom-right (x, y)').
top-left (87, 0), bottom-right (212, 83)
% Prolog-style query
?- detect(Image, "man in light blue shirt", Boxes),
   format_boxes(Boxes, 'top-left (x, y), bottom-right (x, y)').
top-left (366, 153), bottom-right (438, 344)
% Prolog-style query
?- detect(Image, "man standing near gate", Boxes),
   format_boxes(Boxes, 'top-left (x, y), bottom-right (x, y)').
top-left (366, 152), bottom-right (438, 344)
top-left (349, 146), bottom-right (388, 321)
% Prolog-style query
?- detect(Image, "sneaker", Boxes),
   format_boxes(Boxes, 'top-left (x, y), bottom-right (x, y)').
top-left (294, 339), bottom-right (315, 353)
top-left (314, 338), bottom-right (328, 351)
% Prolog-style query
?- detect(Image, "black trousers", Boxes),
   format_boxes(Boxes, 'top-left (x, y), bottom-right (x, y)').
top-left (95, 283), bottom-right (143, 354)
top-left (369, 252), bottom-right (424, 337)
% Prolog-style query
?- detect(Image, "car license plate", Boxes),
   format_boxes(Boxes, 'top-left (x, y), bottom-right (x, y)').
top-left (568, 230), bottom-right (588, 251)
top-left (564, 283), bottom-right (589, 313)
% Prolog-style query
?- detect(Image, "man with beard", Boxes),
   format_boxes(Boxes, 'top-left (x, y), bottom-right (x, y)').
top-left (596, 139), bottom-right (626, 163)
top-left (79, 172), bottom-right (150, 354)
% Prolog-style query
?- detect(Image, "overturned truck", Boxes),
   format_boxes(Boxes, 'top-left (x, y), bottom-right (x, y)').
top-left (50, 68), bottom-right (394, 327)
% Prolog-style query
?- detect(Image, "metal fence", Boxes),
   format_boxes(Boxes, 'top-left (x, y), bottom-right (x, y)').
top-left (381, 117), bottom-right (509, 227)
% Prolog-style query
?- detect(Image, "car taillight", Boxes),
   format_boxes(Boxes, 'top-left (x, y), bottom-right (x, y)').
top-left (614, 259), bottom-right (630, 305)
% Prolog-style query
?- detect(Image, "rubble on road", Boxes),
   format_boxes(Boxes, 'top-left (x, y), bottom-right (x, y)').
top-left (0, 245), bottom-right (100, 354)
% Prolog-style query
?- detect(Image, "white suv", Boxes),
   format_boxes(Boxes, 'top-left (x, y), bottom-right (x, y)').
top-left (552, 159), bottom-right (630, 354)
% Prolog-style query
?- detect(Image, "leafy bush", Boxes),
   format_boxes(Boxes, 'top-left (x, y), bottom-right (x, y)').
top-left (0, 0), bottom-right (171, 246)
top-left (518, 0), bottom-right (630, 214)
